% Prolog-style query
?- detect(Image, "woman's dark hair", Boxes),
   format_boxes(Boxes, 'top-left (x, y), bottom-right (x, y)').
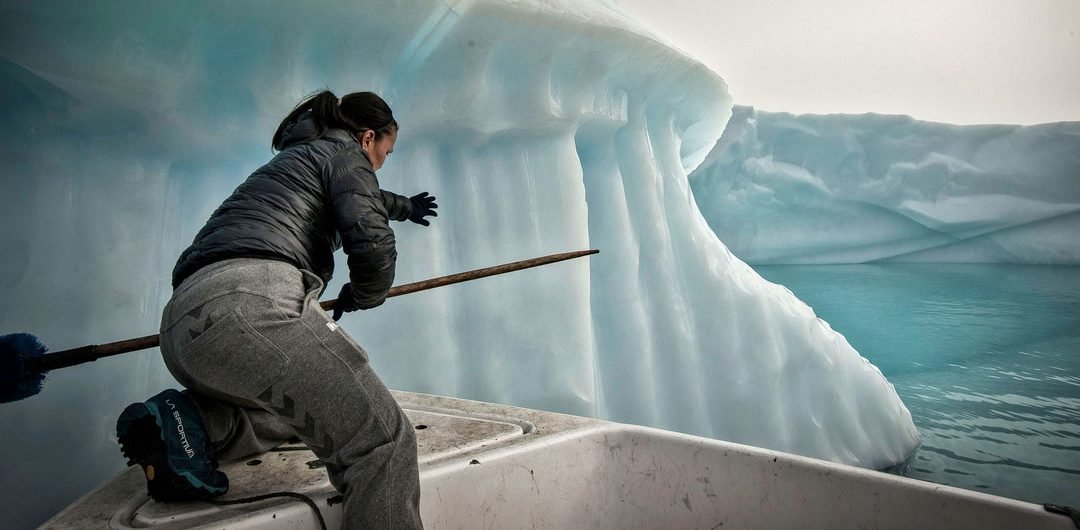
top-left (272, 90), bottom-right (397, 151)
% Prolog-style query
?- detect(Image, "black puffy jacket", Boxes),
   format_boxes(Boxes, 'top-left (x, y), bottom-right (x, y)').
top-left (172, 114), bottom-right (411, 308)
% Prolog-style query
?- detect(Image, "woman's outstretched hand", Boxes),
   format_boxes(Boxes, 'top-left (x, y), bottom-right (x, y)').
top-left (408, 192), bottom-right (438, 226)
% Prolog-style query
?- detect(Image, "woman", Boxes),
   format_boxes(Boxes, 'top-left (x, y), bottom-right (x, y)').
top-left (115, 90), bottom-right (435, 529)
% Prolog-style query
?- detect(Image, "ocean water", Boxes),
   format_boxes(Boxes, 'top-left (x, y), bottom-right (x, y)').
top-left (754, 264), bottom-right (1080, 508)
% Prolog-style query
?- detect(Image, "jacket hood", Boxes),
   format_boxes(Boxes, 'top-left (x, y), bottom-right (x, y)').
top-left (278, 111), bottom-right (358, 150)
top-left (277, 111), bottom-right (320, 149)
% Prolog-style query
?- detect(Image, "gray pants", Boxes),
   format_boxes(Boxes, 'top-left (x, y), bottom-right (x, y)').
top-left (159, 258), bottom-right (423, 529)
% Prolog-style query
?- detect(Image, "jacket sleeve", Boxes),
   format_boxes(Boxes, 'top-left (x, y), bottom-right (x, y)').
top-left (326, 157), bottom-right (397, 309)
top-left (381, 190), bottom-right (413, 222)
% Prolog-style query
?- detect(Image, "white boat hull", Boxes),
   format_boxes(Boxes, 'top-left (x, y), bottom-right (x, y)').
top-left (44, 391), bottom-right (1072, 529)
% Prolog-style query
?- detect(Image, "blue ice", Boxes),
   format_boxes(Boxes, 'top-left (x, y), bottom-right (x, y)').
top-left (0, 1), bottom-right (923, 525)
top-left (690, 106), bottom-right (1080, 264)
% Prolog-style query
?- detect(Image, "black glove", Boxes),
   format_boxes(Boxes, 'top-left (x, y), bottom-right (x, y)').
top-left (408, 192), bottom-right (438, 226)
top-left (332, 283), bottom-right (383, 321)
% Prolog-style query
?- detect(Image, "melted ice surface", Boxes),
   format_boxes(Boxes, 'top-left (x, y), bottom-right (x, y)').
top-left (690, 106), bottom-right (1080, 264)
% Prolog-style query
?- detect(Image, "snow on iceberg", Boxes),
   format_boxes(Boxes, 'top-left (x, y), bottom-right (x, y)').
top-left (0, 0), bottom-right (917, 471)
top-left (690, 106), bottom-right (1080, 264)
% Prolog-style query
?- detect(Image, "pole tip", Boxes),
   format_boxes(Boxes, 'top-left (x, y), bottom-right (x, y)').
top-left (0, 333), bottom-right (48, 403)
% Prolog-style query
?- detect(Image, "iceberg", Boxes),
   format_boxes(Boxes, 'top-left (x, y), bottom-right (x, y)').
top-left (0, 1), bottom-right (918, 524)
top-left (690, 106), bottom-right (1080, 264)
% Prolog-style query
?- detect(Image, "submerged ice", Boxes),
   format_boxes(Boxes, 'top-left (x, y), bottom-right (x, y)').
top-left (0, 2), bottom-right (920, 520)
top-left (690, 106), bottom-right (1080, 264)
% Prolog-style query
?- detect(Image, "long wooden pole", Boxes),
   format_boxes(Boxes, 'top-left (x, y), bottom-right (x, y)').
top-left (25, 249), bottom-right (598, 373)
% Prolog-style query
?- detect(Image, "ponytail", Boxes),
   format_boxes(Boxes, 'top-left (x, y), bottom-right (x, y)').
top-left (272, 90), bottom-right (398, 151)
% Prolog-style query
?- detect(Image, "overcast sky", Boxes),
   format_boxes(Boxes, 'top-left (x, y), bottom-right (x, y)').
top-left (615, 0), bottom-right (1080, 125)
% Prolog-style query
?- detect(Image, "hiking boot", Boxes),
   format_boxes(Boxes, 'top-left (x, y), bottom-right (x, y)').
top-left (116, 389), bottom-right (228, 502)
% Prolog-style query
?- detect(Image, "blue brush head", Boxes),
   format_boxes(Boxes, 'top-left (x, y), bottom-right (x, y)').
top-left (0, 333), bottom-right (49, 403)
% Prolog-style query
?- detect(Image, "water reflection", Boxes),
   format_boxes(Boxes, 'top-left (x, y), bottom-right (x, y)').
top-left (756, 264), bottom-right (1080, 507)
